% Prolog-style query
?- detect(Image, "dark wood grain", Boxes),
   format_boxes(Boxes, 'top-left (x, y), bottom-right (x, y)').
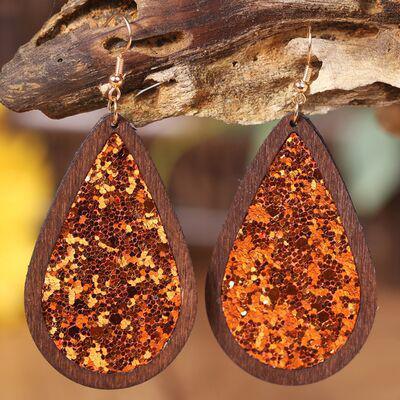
top-left (25, 114), bottom-right (197, 389)
top-left (205, 114), bottom-right (377, 385)
top-left (1, 0), bottom-right (400, 125)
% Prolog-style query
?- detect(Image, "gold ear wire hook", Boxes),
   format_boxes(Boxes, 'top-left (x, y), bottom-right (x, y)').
top-left (307, 26), bottom-right (312, 62)
top-left (104, 14), bottom-right (133, 55)
top-left (303, 25), bottom-right (313, 84)
top-left (292, 25), bottom-right (313, 124)
top-left (102, 14), bottom-right (133, 127)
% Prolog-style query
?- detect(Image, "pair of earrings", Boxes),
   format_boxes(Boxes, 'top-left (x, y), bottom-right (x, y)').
top-left (25, 22), bottom-right (376, 388)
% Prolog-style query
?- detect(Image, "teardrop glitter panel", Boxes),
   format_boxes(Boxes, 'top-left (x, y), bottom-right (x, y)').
top-left (221, 133), bottom-right (360, 370)
top-left (41, 133), bottom-right (181, 374)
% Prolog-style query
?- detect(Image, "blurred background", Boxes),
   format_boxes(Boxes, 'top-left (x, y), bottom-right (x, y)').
top-left (0, 1), bottom-right (399, 399)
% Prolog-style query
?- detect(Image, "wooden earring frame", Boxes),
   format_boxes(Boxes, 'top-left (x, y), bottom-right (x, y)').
top-left (25, 115), bottom-right (197, 389)
top-left (206, 114), bottom-right (377, 385)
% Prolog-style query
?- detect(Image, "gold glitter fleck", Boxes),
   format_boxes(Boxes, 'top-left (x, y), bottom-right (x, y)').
top-left (41, 134), bottom-right (181, 374)
top-left (222, 133), bottom-right (360, 370)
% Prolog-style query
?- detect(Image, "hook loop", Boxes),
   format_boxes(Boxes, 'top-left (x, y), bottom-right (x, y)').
top-left (104, 14), bottom-right (133, 55)
top-left (101, 14), bottom-right (133, 126)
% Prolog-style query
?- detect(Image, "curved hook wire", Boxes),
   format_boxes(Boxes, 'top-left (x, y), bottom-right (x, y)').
top-left (292, 25), bottom-right (313, 124)
top-left (302, 25), bottom-right (313, 84)
top-left (104, 14), bottom-right (133, 55)
top-left (102, 14), bottom-right (133, 126)
top-left (135, 82), bottom-right (163, 98)
top-left (306, 25), bottom-right (312, 67)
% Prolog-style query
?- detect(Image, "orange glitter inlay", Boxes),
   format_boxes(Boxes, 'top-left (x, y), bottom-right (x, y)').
top-left (222, 133), bottom-right (360, 369)
top-left (42, 134), bottom-right (181, 374)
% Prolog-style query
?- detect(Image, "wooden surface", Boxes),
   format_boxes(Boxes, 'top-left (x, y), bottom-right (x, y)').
top-left (24, 115), bottom-right (197, 389)
top-left (1, 1), bottom-right (400, 126)
top-left (206, 114), bottom-right (377, 385)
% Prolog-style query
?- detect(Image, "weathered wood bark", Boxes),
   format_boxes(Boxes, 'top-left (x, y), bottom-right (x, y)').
top-left (1, 0), bottom-right (400, 126)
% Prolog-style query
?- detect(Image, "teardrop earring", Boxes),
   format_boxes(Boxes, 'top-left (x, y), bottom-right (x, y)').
top-left (25, 15), bottom-right (197, 389)
top-left (206, 27), bottom-right (376, 385)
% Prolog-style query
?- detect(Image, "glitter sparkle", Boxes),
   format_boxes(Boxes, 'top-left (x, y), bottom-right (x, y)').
top-left (42, 134), bottom-right (181, 373)
top-left (222, 133), bottom-right (360, 369)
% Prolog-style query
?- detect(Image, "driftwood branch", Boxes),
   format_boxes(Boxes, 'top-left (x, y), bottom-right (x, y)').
top-left (1, 0), bottom-right (400, 126)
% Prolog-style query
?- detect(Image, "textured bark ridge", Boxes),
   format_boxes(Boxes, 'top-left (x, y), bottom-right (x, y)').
top-left (1, 0), bottom-right (400, 126)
